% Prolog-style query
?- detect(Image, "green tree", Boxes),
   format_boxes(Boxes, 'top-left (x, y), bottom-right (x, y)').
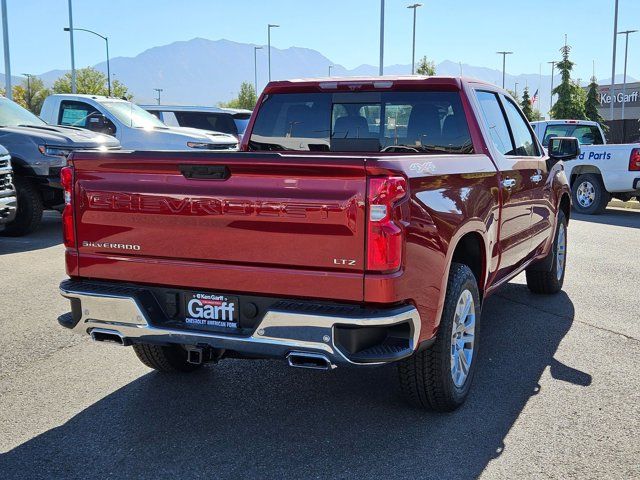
top-left (52, 67), bottom-right (132, 100)
top-left (416, 56), bottom-right (436, 76)
top-left (13, 76), bottom-right (50, 114)
top-left (220, 82), bottom-right (257, 109)
top-left (550, 44), bottom-right (586, 119)
top-left (520, 87), bottom-right (534, 121)
top-left (519, 87), bottom-right (544, 121)
top-left (585, 76), bottom-right (606, 127)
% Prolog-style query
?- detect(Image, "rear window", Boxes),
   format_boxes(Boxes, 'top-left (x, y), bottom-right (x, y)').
top-left (542, 124), bottom-right (604, 146)
top-left (248, 91), bottom-right (472, 153)
top-left (173, 111), bottom-right (238, 136)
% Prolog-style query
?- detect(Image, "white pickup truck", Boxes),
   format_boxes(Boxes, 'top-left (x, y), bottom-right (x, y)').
top-left (40, 95), bottom-right (238, 152)
top-left (531, 120), bottom-right (640, 214)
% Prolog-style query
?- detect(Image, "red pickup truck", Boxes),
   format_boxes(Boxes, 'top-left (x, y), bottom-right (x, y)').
top-left (59, 77), bottom-right (577, 411)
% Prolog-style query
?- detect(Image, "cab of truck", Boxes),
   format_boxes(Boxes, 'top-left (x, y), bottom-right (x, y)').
top-left (40, 95), bottom-right (239, 152)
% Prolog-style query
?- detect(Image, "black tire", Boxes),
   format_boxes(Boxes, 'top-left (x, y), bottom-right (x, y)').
top-left (2, 176), bottom-right (43, 236)
top-left (571, 173), bottom-right (609, 215)
top-left (526, 210), bottom-right (567, 294)
top-left (132, 344), bottom-right (203, 373)
top-left (398, 263), bottom-right (481, 411)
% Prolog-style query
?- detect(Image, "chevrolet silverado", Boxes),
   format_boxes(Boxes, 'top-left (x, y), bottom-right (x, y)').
top-left (59, 77), bottom-right (576, 411)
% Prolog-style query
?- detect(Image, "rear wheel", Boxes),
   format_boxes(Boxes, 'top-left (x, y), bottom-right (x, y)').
top-left (133, 344), bottom-right (203, 373)
top-left (572, 173), bottom-right (609, 215)
top-left (2, 177), bottom-right (43, 236)
top-left (398, 263), bottom-right (480, 411)
top-left (526, 210), bottom-right (567, 294)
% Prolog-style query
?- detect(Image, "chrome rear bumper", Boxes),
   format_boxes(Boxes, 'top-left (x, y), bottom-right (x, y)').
top-left (59, 281), bottom-right (421, 367)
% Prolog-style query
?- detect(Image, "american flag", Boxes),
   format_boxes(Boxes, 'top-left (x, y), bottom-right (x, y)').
top-left (530, 89), bottom-right (539, 105)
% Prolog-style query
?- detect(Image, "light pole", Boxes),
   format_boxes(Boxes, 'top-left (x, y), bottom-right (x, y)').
top-left (379, 0), bottom-right (385, 75)
top-left (407, 3), bottom-right (422, 75)
top-left (496, 51), bottom-right (513, 89)
top-left (253, 46), bottom-right (262, 95)
top-left (609, 0), bottom-right (619, 122)
top-left (1, 0), bottom-right (11, 100)
top-left (618, 29), bottom-right (637, 141)
top-left (548, 60), bottom-right (556, 114)
top-left (514, 82), bottom-right (519, 99)
top-left (64, 27), bottom-right (111, 96)
top-left (328, 65), bottom-right (333, 76)
top-left (154, 88), bottom-right (163, 105)
top-left (22, 73), bottom-right (33, 109)
top-left (267, 24), bottom-right (279, 82)
top-left (67, 0), bottom-right (76, 93)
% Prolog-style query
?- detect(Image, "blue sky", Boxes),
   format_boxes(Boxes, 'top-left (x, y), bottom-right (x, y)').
top-left (3, 0), bottom-right (639, 81)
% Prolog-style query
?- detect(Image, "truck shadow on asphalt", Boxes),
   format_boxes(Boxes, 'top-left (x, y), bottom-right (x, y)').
top-left (0, 212), bottom-right (62, 254)
top-left (573, 207), bottom-right (640, 229)
top-left (0, 285), bottom-right (589, 480)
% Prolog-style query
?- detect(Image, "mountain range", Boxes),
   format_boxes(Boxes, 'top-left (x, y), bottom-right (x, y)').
top-left (3, 38), bottom-right (638, 112)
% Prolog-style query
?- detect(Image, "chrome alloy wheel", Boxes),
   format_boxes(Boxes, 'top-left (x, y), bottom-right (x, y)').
top-left (450, 289), bottom-right (476, 388)
top-left (576, 181), bottom-right (596, 208)
top-left (556, 222), bottom-right (566, 281)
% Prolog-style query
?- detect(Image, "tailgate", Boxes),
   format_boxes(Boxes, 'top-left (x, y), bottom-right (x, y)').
top-left (71, 151), bottom-right (367, 301)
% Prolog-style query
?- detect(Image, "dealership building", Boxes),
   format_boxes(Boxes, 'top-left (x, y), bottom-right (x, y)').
top-left (594, 82), bottom-right (640, 143)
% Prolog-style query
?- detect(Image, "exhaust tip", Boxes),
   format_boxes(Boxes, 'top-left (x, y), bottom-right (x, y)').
top-left (90, 328), bottom-right (126, 346)
top-left (287, 351), bottom-right (334, 370)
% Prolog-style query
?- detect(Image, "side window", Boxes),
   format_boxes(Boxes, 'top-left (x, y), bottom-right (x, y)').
top-left (160, 111), bottom-right (179, 127)
top-left (59, 100), bottom-right (116, 136)
top-left (475, 91), bottom-right (513, 155)
top-left (501, 96), bottom-right (539, 156)
top-left (59, 101), bottom-right (99, 127)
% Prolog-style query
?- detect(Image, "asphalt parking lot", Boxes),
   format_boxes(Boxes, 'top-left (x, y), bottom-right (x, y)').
top-left (0, 209), bottom-right (639, 479)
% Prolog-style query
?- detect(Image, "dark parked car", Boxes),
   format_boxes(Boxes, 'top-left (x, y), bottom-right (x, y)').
top-left (0, 97), bottom-right (120, 236)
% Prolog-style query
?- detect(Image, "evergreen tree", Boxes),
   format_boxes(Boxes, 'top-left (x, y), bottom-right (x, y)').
top-left (520, 87), bottom-right (534, 121)
top-left (416, 56), bottom-right (436, 76)
top-left (585, 76), bottom-right (606, 126)
top-left (550, 43), bottom-right (586, 119)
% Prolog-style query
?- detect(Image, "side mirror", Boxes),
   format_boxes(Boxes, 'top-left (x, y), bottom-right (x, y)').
top-left (86, 113), bottom-right (116, 136)
top-left (548, 136), bottom-right (580, 161)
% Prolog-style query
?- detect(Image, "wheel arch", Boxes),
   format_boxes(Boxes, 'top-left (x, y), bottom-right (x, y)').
top-left (428, 221), bottom-right (490, 339)
top-left (569, 165), bottom-right (603, 187)
top-left (450, 231), bottom-right (486, 298)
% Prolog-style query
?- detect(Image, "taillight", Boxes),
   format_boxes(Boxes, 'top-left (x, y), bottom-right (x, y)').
top-left (366, 176), bottom-right (407, 272)
top-left (60, 166), bottom-right (75, 248)
top-left (629, 148), bottom-right (640, 171)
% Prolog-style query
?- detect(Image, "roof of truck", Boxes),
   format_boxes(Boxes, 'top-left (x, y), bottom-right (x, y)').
top-left (47, 94), bottom-right (130, 103)
top-left (140, 105), bottom-right (252, 115)
top-left (264, 76), bottom-right (496, 92)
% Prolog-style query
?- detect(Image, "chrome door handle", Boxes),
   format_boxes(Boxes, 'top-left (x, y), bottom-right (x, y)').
top-left (531, 173), bottom-right (543, 183)
top-left (502, 178), bottom-right (517, 189)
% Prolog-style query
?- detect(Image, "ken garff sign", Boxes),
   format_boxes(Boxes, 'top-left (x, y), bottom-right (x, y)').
top-left (598, 87), bottom-right (640, 108)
